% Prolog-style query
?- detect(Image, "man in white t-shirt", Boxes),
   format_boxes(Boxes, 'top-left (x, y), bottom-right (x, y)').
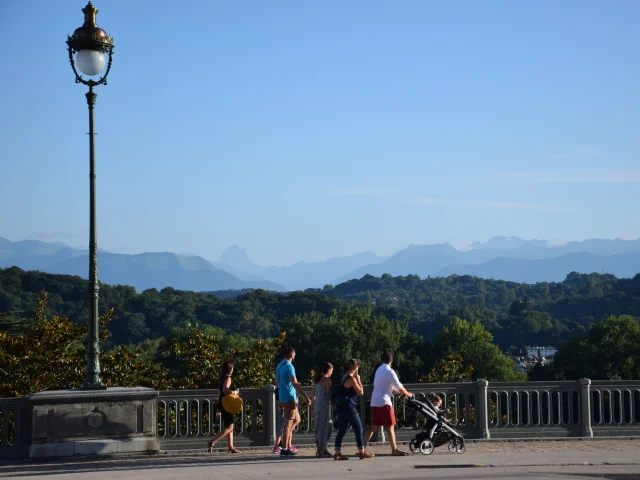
top-left (363, 351), bottom-right (413, 456)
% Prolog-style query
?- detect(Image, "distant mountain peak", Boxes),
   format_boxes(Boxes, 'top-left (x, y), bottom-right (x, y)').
top-left (469, 236), bottom-right (548, 250)
top-left (402, 243), bottom-right (458, 254)
top-left (218, 245), bottom-right (257, 269)
top-left (50, 241), bottom-right (71, 247)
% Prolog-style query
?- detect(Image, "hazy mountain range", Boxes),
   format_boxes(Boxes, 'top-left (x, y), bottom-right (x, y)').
top-left (0, 237), bottom-right (282, 292)
top-left (2, 235), bottom-right (640, 292)
top-left (215, 236), bottom-right (640, 289)
top-left (333, 237), bottom-right (640, 284)
top-left (216, 245), bottom-right (385, 291)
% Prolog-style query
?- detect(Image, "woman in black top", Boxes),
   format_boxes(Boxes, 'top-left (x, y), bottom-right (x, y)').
top-left (333, 359), bottom-right (374, 460)
top-left (208, 360), bottom-right (240, 453)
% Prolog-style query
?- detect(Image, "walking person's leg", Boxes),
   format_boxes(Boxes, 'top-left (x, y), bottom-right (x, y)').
top-left (226, 423), bottom-right (239, 452)
top-left (363, 424), bottom-right (379, 446)
top-left (283, 416), bottom-right (293, 450)
top-left (208, 410), bottom-right (238, 452)
top-left (385, 426), bottom-right (399, 453)
top-left (364, 404), bottom-right (382, 445)
top-left (314, 412), bottom-right (322, 456)
top-left (371, 404), bottom-right (407, 456)
top-left (273, 405), bottom-right (284, 452)
top-left (333, 412), bottom-right (349, 460)
top-left (351, 412), bottom-right (373, 459)
top-left (208, 424), bottom-right (232, 452)
top-left (290, 409), bottom-right (301, 450)
top-left (281, 401), bottom-right (298, 455)
top-left (282, 417), bottom-right (293, 451)
top-left (324, 418), bottom-right (333, 454)
top-left (384, 403), bottom-right (407, 455)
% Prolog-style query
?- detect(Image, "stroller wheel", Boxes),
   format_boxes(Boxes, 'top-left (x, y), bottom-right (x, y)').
top-left (456, 441), bottom-right (466, 454)
top-left (409, 439), bottom-right (420, 454)
top-left (447, 440), bottom-right (457, 453)
top-left (419, 439), bottom-right (434, 455)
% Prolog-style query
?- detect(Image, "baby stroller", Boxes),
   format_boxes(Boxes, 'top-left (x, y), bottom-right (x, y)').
top-left (402, 394), bottom-right (466, 455)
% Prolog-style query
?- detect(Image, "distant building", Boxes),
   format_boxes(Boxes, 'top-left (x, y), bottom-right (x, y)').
top-left (526, 346), bottom-right (557, 357)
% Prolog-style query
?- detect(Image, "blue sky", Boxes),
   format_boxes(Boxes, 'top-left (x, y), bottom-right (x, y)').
top-left (1, 0), bottom-right (639, 265)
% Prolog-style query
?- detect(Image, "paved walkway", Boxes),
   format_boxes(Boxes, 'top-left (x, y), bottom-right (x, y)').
top-left (1, 439), bottom-right (640, 479)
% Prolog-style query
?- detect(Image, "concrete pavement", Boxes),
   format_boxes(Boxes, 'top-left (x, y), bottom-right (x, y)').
top-left (1, 439), bottom-right (640, 479)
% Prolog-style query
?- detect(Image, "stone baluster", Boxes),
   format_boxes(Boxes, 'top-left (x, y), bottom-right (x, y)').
top-left (263, 384), bottom-right (277, 447)
top-left (476, 379), bottom-right (491, 439)
top-left (579, 378), bottom-right (593, 437)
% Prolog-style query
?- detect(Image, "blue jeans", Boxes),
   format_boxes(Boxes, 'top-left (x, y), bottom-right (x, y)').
top-left (335, 410), bottom-right (364, 451)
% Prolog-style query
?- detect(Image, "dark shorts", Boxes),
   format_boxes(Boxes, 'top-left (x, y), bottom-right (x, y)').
top-left (219, 403), bottom-right (234, 427)
top-left (371, 405), bottom-right (396, 426)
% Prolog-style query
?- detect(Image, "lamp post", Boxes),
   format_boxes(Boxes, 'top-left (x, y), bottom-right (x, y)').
top-left (66, 1), bottom-right (114, 390)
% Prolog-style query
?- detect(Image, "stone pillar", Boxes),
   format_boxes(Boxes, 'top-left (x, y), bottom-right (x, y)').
top-left (263, 384), bottom-right (277, 447)
top-left (28, 387), bottom-right (159, 458)
top-left (579, 378), bottom-right (593, 437)
top-left (476, 379), bottom-right (491, 439)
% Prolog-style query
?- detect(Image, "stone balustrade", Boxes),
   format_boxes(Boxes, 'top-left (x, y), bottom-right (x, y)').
top-left (1, 379), bottom-right (639, 460)
top-left (0, 397), bottom-right (29, 460)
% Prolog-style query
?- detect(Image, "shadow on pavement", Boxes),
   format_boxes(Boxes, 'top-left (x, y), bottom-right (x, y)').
top-left (0, 454), bottom-right (324, 478)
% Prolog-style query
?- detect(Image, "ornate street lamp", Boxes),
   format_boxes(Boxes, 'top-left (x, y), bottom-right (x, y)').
top-left (66, 1), bottom-right (114, 390)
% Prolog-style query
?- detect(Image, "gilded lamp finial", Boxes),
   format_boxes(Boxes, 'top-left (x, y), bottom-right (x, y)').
top-left (67, 1), bottom-right (113, 53)
top-left (82, 2), bottom-right (99, 28)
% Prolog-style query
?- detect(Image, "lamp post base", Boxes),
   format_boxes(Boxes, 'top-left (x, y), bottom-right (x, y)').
top-left (81, 359), bottom-right (106, 390)
top-left (81, 381), bottom-right (107, 391)
top-left (28, 387), bottom-right (158, 458)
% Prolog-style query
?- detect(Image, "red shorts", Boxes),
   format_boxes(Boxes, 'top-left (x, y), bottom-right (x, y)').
top-left (371, 405), bottom-right (396, 426)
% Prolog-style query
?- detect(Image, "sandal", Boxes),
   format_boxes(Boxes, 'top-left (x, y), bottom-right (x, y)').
top-left (391, 449), bottom-right (409, 456)
top-left (358, 451), bottom-right (374, 459)
top-left (228, 448), bottom-right (240, 453)
top-left (207, 440), bottom-right (215, 453)
top-left (334, 452), bottom-right (349, 461)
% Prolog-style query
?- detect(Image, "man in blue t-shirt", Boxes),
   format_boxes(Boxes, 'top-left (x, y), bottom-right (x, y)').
top-left (275, 347), bottom-right (311, 456)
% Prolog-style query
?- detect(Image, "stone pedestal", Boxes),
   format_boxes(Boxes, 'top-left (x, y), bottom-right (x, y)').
top-left (28, 387), bottom-right (159, 458)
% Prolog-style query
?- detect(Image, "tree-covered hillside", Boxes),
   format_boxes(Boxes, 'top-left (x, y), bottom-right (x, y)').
top-left (315, 272), bottom-right (640, 348)
top-left (2, 267), bottom-right (639, 350)
top-left (0, 267), bottom-right (344, 345)
top-left (2, 267), bottom-right (640, 389)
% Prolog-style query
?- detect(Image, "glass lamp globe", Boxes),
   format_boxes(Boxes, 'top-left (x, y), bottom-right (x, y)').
top-left (76, 49), bottom-right (106, 76)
